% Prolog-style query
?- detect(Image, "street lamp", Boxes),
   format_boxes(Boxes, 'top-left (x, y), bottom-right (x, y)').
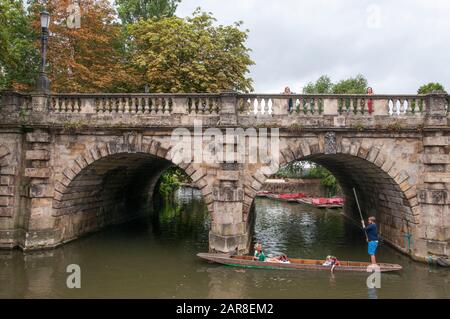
top-left (36, 10), bottom-right (51, 92)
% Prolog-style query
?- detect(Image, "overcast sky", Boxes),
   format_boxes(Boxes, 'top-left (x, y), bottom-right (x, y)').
top-left (177, 0), bottom-right (450, 94)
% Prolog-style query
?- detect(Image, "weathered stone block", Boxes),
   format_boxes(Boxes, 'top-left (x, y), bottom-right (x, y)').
top-left (426, 240), bottom-right (448, 256)
top-left (217, 170), bottom-right (239, 181)
top-left (209, 231), bottom-right (249, 253)
top-left (424, 173), bottom-right (450, 183)
top-left (0, 167), bottom-right (16, 175)
top-left (0, 145), bottom-right (10, 158)
top-left (213, 186), bottom-right (244, 202)
top-left (25, 150), bottom-right (50, 161)
top-left (190, 168), bottom-right (205, 183)
top-left (26, 131), bottom-right (50, 143)
top-left (367, 147), bottom-right (380, 162)
top-left (25, 168), bottom-right (51, 179)
top-left (0, 176), bottom-right (13, 186)
top-left (394, 170), bottom-right (409, 185)
top-left (422, 154), bottom-right (450, 164)
top-left (0, 186), bottom-right (14, 196)
top-left (29, 184), bottom-right (54, 198)
top-left (0, 196), bottom-right (10, 206)
top-left (423, 136), bottom-right (449, 146)
top-left (0, 207), bottom-right (13, 217)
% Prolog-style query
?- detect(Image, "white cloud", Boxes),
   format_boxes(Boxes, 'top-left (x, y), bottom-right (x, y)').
top-left (177, 0), bottom-right (450, 93)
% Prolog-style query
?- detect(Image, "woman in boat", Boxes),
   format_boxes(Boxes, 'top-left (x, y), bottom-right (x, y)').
top-left (253, 243), bottom-right (266, 262)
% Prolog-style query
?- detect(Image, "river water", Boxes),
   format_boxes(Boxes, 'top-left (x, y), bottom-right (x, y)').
top-left (0, 187), bottom-right (449, 299)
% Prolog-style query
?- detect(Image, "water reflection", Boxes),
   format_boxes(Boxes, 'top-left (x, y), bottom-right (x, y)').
top-left (0, 187), bottom-right (449, 299)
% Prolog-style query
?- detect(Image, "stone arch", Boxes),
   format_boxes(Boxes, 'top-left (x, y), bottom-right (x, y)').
top-left (243, 134), bottom-right (421, 256)
top-left (51, 137), bottom-right (212, 243)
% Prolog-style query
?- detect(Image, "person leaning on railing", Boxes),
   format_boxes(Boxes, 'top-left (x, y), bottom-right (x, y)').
top-left (283, 86), bottom-right (294, 112)
top-left (367, 87), bottom-right (374, 114)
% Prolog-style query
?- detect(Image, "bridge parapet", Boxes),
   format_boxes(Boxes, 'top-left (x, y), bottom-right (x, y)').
top-left (238, 94), bottom-right (429, 117)
top-left (0, 91), bottom-right (448, 129)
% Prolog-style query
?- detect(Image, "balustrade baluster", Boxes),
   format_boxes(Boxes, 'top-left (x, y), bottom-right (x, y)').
top-left (318, 98), bottom-right (324, 115)
top-left (268, 99), bottom-right (273, 115)
top-left (402, 99), bottom-right (409, 114)
top-left (310, 98), bottom-right (315, 114)
top-left (395, 99), bottom-right (401, 115)
top-left (360, 98), bottom-right (366, 115)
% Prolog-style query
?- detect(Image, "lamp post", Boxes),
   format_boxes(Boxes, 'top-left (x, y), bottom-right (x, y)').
top-left (36, 10), bottom-right (50, 92)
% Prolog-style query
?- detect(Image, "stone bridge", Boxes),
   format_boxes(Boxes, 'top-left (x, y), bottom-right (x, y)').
top-left (0, 90), bottom-right (449, 261)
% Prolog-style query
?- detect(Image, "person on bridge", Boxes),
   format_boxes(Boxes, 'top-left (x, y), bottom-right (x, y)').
top-left (283, 86), bottom-right (294, 113)
top-left (362, 216), bottom-right (379, 265)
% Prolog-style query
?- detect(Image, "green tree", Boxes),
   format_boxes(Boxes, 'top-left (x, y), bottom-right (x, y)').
top-left (129, 9), bottom-right (254, 93)
top-left (417, 82), bottom-right (447, 94)
top-left (27, 0), bottom-right (140, 93)
top-left (303, 75), bottom-right (333, 94)
top-left (303, 164), bottom-right (340, 197)
top-left (159, 166), bottom-right (191, 197)
top-left (303, 74), bottom-right (369, 94)
top-left (0, 0), bottom-right (39, 90)
top-left (332, 74), bottom-right (368, 94)
top-left (115, 0), bottom-right (181, 24)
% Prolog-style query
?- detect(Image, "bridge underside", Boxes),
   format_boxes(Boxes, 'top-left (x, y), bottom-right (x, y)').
top-left (51, 153), bottom-right (171, 247)
top-left (303, 153), bottom-right (415, 253)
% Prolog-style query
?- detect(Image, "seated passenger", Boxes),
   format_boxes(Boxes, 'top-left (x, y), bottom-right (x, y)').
top-left (323, 255), bottom-right (340, 272)
top-left (279, 254), bottom-right (290, 263)
top-left (253, 243), bottom-right (266, 262)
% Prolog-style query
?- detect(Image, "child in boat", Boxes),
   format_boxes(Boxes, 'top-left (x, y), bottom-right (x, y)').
top-left (266, 254), bottom-right (290, 263)
top-left (278, 254), bottom-right (290, 263)
top-left (323, 255), bottom-right (340, 272)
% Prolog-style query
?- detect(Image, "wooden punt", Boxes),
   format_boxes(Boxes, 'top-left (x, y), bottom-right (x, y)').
top-left (296, 198), bottom-right (344, 209)
top-left (437, 257), bottom-right (450, 268)
top-left (197, 253), bottom-right (402, 273)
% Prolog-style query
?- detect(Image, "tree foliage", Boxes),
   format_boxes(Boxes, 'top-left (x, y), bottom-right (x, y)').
top-left (303, 164), bottom-right (340, 197)
top-left (303, 74), bottom-right (368, 94)
top-left (274, 161), bottom-right (340, 197)
top-left (417, 82), bottom-right (447, 94)
top-left (303, 75), bottom-right (333, 94)
top-left (0, 0), bottom-right (39, 90)
top-left (115, 0), bottom-right (181, 24)
top-left (159, 166), bottom-right (191, 197)
top-left (273, 161), bottom-right (308, 178)
top-left (332, 74), bottom-right (368, 94)
top-left (28, 0), bottom-right (139, 93)
top-left (129, 9), bottom-right (254, 93)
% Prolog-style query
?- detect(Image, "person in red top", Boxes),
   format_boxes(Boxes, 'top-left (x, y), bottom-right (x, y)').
top-left (323, 255), bottom-right (340, 272)
top-left (367, 87), bottom-right (374, 114)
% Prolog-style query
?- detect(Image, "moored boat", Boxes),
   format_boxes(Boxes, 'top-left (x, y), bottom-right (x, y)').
top-left (437, 257), bottom-right (450, 268)
top-left (297, 198), bottom-right (344, 209)
top-left (197, 253), bottom-right (402, 273)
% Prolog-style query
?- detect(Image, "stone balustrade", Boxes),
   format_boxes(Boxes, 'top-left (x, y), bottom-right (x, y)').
top-left (48, 93), bottom-right (222, 115)
top-left (238, 94), bottom-right (430, 117)
top-left (0, 91), bottom-right (448, 129)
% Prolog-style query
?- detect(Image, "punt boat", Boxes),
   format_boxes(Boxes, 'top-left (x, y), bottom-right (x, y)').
top-left (197, 253), bottom-right (402, 273)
